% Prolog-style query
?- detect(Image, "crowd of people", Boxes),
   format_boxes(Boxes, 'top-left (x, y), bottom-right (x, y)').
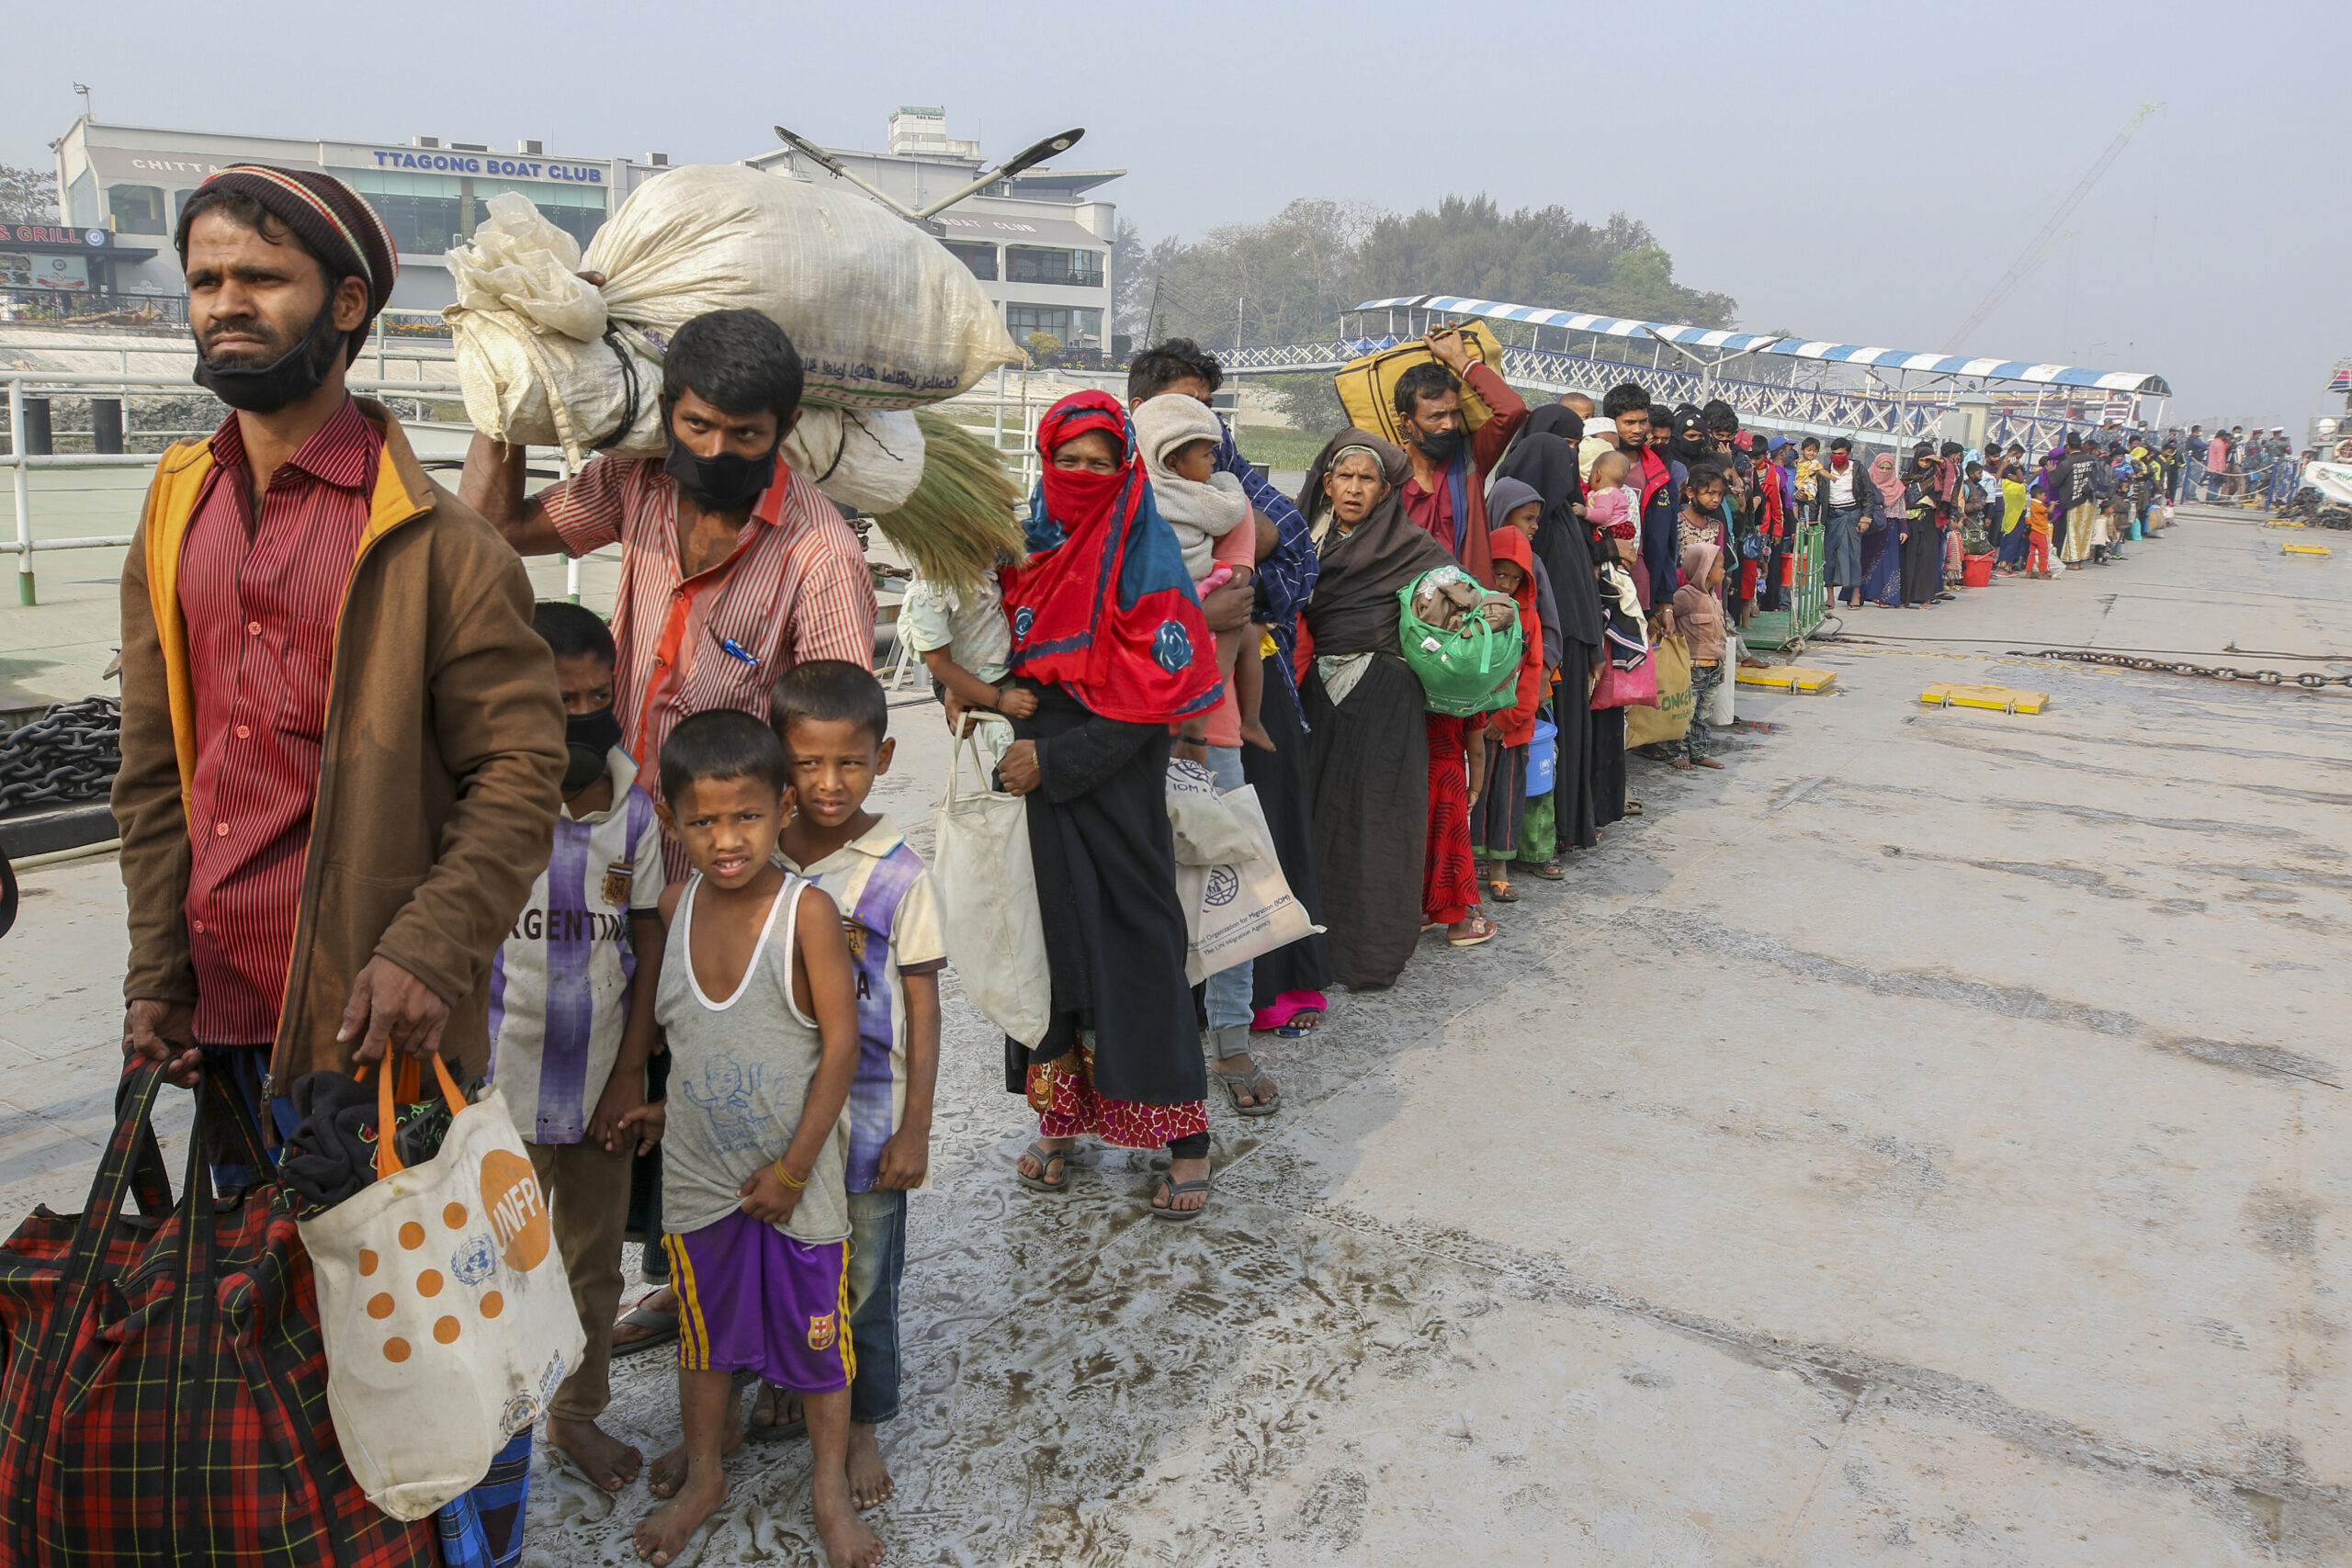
top-left (105, 160), bottom-right (2256, 1568)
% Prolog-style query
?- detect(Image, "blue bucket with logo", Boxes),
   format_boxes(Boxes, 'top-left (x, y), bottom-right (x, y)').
top-left (1526, 713), bottom-right (1558, 795)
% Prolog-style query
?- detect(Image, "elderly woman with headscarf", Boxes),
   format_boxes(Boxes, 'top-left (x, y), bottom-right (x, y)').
top-left (1295, 431), bottom-right (1480, 987)
top-left (997, 390), bottom-right (1225, 1220)
top-left (1859, 451), bottom-right (1908, 606)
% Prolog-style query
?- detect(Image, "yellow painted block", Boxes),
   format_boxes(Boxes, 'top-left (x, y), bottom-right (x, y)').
top-left (1737, 665), bottom-right (1838, 693)
top-left (1921, 682), bottom-right (2048, 714)
top-left (2281, 542), bottom-right (2332, 556)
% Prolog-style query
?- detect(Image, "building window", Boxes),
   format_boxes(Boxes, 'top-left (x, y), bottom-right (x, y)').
top-left (172, 189), bottom-right (201, 227)
top-left (107, 184), bottom-right (169, 235)
top-left (1005, 304), bottom-right (1103, 350)
top-left (68, 172), bottom-right (98, 227)
top-left (336, 167), bottom-right (608, 254)
top-left (1006, 246), bottom-right (1104, 289)
top-left (943, 242), bottom-right (997, 281)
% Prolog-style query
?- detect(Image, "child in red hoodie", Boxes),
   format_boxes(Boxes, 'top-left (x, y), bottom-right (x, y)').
top-left (1467, 520), bottom-right (1549, 900)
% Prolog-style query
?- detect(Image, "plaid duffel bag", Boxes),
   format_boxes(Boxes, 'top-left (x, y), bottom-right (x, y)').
top-left (0, 1058), bottom-right (435, 1567)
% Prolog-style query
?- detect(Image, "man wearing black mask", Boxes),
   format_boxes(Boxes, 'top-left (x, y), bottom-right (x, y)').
top-left (466, 308), bottom-right (876, 874)
top-left (118, 164), bottom-right (564, 1143)
top-left (1392, 325), bottom-right (1529, 587)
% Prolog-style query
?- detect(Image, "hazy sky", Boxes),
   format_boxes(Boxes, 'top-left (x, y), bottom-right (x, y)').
top-left (15, 0), bottom-right (2346, 425)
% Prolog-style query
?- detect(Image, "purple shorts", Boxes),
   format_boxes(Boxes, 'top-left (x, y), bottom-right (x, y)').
top-left (662, 1211), bottom-right (853, 1393)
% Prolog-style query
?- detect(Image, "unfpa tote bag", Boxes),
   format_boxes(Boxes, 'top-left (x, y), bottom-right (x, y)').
top-left (299, 1057), bottom-right (584, 1521)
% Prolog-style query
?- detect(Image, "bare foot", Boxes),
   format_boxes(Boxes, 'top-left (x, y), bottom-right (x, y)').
top-left (634, 1463), bottom-right (728, 1565)
top-left (751, 1381), bottom-right (805, 1434)
top-left (548, 1415), bottom-right (642, 1492)
top-left (846, 1422), bottom-right (894, 1510)
top-left (650, 1420), bottom-right (742, 1497)
top-left (814, 1462), bottom-right (887, 1567)
top-left (1670, 758), bottom-right (1694, 771)
top-left (1152, 1154), bottom-right (1211, 1214)
top-left (1692, 756), bottom-right (1724, 770)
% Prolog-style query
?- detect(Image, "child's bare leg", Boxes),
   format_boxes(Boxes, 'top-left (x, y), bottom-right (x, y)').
top-left (1234, 636), bottom-right (1274, 750)
top-left (636, 1368), bottom-right (736, 1565)
top-left (805, 1386), bottom-right (886, 1567)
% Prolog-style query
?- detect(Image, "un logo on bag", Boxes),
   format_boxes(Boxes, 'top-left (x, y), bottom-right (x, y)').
top-left (1204, 865), bottom-right (1240, 908)
top-left (1153, 620), bottom-right (1192, 671)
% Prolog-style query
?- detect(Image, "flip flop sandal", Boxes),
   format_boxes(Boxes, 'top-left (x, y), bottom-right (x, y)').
top-left (609, 1302), bottom-right (680, 1359)
top-left (1448, 915), bottom-right (1498, 949)
top-left (1623, 801), bottom-right (1645, 815)
top-left (1149, 1174), bottom-right (1212, 1222)
top-left (1016, 1140), bottom-right (1071, 1194)
top-left (1517, 859), bottom-right (1566, 880)
top-left (1486, 879), bottom-right (1520, 903)
top-left (745, 1381), bottom-right (808, 1442)
top-left (1272, 1009), bottom-right (1323, 1037)
top-left (1214, 1063), bottom-right (1281, 1117)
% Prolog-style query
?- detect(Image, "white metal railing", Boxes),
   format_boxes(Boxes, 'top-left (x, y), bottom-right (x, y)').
top-left (5, 368), bottom-right (465, 605)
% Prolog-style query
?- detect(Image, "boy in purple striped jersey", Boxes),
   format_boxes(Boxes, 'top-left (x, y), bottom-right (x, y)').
top-left (757, 660), bottom-right (945, 1512)
top-left (487, 602), bottom-right (667, 1494)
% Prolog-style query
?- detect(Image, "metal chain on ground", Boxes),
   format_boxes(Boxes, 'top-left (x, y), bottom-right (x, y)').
top-left (0, 698), bottom-right (122, 814)
top-left (2010, 649), bottom-right (2352, 691)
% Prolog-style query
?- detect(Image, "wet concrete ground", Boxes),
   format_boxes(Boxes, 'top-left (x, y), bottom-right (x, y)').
top-left (4, 506), bottom-right (2348, 1563)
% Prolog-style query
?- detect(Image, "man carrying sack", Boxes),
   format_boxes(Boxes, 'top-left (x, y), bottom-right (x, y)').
top-left (114, 164), bottom-right (566, 1142)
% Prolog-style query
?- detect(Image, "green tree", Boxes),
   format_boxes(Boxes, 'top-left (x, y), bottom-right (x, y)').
top-left (0, 164), bottom-right (57, 225)
top-left (1128, 192), bottom-right (1735, 352)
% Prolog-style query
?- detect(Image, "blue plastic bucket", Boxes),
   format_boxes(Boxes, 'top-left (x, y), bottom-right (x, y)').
top-left (1525, 715), bottom-right (1559, 795)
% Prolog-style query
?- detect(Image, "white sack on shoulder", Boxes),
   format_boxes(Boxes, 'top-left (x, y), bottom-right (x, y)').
top-left (586, 164), bottom-right (1016, 410)
top-left (447, 192), bottom-right (605, 340)
top-left (783, 407), bottom-right (926, 515)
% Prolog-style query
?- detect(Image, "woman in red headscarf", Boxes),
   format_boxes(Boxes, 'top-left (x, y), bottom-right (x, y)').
top-left (997, 391), bottom-right (1224, 1221)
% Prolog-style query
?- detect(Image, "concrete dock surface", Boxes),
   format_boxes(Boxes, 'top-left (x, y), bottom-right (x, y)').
top-left (3, 504), bottom-right (2346, 1564)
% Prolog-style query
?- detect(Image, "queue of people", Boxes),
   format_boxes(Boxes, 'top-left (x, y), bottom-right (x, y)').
top-left (103, 158), bottom-right (2234, 1568)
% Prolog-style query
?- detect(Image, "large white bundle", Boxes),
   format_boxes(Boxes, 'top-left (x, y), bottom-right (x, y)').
top-left (446, 165), bottom-right (1018, 477)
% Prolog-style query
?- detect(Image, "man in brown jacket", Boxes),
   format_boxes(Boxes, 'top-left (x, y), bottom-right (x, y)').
top-left (115, 164), bottom-right (563, 1134)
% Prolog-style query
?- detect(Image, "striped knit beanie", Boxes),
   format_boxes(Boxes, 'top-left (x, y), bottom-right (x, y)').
top-left (180, 164), bottom-right (400, 355)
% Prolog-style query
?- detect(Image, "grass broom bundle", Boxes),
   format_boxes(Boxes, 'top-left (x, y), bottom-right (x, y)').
top-left (870, 411), bottom-right (1028, 596)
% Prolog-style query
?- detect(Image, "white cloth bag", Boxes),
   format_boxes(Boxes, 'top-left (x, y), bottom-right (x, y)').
top-left (931, 736), bottom-right (1051, 1047)
top-left (1708, 635), bottom-right (1737, 727)
top-left (1176, 784), bottom-right (1323, 985)
top-left (1164, 758), bottom-right (1261, 866)
top-left (298, 1058), bottom-right (585, 1520)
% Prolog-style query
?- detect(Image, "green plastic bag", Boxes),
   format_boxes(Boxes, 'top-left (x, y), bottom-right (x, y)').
top-left (1396, 567), bottom-right (1523, 716)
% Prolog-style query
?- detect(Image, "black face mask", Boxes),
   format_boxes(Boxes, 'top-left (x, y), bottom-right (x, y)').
top-left (191, 297), bottom-right (346, 414)
top-left (563, 707), bottom-right (624, 795)
top-left (664, 432), bottom-right (778, 513)
top-left (1412, 426), bottom-right (1464, 464)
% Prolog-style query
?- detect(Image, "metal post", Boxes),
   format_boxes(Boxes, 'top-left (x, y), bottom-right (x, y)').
top-left (10, 379), bottom-right (32, 604)
top-left (560, 452), bottom-right (582, 604)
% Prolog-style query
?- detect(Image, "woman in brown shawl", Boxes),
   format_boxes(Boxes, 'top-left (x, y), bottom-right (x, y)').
top-left (1298, 431), bottom-right (1464, 987)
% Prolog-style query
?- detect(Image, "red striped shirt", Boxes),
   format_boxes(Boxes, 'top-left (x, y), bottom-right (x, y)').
top-left (542, 457), bottom-right (875, 874)
top-left (178, 400), bottom-right (379, 1044)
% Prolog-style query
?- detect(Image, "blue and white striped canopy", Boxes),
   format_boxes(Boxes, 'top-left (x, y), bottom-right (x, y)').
top-left (1766, 340), bottom-right (2170, 395)
top-left (1349, 296), bottom-right (2170, 395)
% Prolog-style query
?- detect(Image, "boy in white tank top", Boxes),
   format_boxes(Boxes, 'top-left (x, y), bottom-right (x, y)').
top-left (616, 709), bottom-right (881, 1568)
